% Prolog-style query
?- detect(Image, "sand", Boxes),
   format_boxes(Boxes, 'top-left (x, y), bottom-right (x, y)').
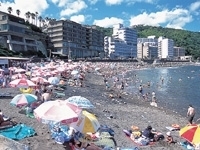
top-left (0, 63), bottom-right (189, 150)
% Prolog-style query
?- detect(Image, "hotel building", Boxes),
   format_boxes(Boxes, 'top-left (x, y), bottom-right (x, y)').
top-left (0, 11), bottom-right (48, 56)
top-left (104, 24), bottom-right (137, 58)
top-left (47, 20), bottom-right (104, 58)
top-left (158, 37), bottom-right (174, 59)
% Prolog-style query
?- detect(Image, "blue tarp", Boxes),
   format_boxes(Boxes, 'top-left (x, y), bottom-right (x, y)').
top-left (0, 124), bottom-right (36, 140)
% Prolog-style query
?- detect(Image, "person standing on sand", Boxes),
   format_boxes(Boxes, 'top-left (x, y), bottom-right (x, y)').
top-left (187, 105), bottom-right (195, 125)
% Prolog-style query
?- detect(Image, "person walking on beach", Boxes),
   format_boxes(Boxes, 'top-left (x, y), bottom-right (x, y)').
top-left (187, 105), bottom-right (195, 125)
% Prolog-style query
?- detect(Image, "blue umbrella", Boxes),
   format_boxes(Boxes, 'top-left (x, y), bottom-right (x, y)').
top-left (66, 96), bottom-right (94, 109)
top-left (10, 94), bottom-right (37, 107)
top-left (48, 77), bottom-right (60, 85)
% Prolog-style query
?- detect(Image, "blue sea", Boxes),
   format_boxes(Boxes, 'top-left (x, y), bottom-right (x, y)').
top-left (125, 65), bottom-right (200, 117)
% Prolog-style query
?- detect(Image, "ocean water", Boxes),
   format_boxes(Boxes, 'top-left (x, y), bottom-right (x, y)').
top-left (125, 65), bottom-right (200, 117)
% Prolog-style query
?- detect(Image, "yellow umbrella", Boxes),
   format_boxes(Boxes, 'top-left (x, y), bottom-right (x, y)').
top-left (70, 110), bottom-right (100, 134)
top-left (180, 124), bottom-right (200, 145)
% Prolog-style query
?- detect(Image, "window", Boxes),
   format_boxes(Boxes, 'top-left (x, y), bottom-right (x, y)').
top-left (2, 15), bottom-right (7, 20)
top-left (1, 24), bottom-right (8, 30)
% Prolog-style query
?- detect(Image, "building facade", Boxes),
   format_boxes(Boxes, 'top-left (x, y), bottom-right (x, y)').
top-left (104, 24), bottom-right (137, 59)
top-left (173, 46), bottom-right (185, 59)
top-left (137, 36), bottom-right (158, 59)
top-left (47, 20), bottom-right (104, 58)
top-left (0, 11), bottom-right (48, 57)
top-left (158, 37), bottom-right (174, 59)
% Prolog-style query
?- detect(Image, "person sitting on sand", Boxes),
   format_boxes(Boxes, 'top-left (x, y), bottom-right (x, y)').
top-left (165, 132), bottom-right (175, 144)
top-left (142, 125), bottom-right (157, 141)
top-left (0, 113), bottom-right (14, 127)
top-left (42, 89), bottom-right (52, 102)
top-left (69, 138), bottom-right (103, 150)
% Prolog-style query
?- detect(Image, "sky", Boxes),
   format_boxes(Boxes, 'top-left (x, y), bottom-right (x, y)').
top-left (0, 0), bottom-right (200, 32)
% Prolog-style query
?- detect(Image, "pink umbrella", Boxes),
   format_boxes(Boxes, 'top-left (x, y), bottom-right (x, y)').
top-left (9, 78), bottom-right (36, 88)
top-left (34, 100), bottom-right (82, 124)
top-left (31, 77), bottom-right (49, 84)
top-left (14, 68), bottom-right (26, 73)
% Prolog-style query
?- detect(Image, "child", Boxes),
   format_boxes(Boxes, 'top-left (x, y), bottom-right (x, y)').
top-left (166, 132), bottom-right (174, 144)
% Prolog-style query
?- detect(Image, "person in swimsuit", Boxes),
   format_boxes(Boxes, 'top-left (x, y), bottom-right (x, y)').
top-left (187, 104), bottom-right (195, 125)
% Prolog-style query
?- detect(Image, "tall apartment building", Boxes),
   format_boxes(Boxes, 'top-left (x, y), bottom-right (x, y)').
top-left (104, 24), bottom-right (137, 58)
top-left (158, 37), bottom-right (174, 59)
top-left (0, 11), bottom-right (48, 56)
top-left (47, 20), bottom-right (104, 58)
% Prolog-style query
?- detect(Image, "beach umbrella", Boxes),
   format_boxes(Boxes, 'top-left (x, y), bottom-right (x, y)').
top-left (66, 96), bottom-right (94, 109)
top-left (14, 68), bottom-right (26, 73)
top-left (10, 94), bottom-right (37, 107)
top-left (9, 78), bottom-right (36, 88)
top-left (180, 124), bottom-right (200, 145)
top-left (70, 110), bottom-right (100, 134)
top-left (48, 77), bottom-right (60, 85)
top-left (71, 70), bottom-right (79, 75)
top-left (34, 100), bottom-right (82, 124)
top-left (31, 77), bottom-right (49, 84)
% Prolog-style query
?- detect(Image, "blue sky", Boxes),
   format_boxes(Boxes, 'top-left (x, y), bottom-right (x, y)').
top-left (0, 0), bottom-right (200, 31)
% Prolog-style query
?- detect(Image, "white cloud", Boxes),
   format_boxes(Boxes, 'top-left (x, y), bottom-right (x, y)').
top-left (70, 15), bottom-right (85, 24)
top-left (60, 0), bottom-right (87, 17)
top-left (129, 8), bottom-right (193, 29)
top-left (105, 0), bottom-right (157, 5)
top-left (51, 0), bottom-right (71, 7)
top-left (189, 1), bottom-right (200, 12)
top-left (93, 17), bottom-right (124, 27)
top-left (88, 0), bottom-right (99, 5)
top-left (105, 0), bottom-right (123, 5)
top-left (0, 0), bottom-right (49, 17)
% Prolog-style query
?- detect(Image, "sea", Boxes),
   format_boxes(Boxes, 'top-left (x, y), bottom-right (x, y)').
top-left (124, 65), bottom-right (200, 118)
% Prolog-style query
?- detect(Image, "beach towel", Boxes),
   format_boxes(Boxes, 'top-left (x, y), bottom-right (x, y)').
top-left (180, 142), bottom-right (195, 150)
top-left (123, 130), bottom-right (155, 147)
top-left (93, 132), bottom-right (116, 148)
top-left (0, 124), bottom-right (36, 140)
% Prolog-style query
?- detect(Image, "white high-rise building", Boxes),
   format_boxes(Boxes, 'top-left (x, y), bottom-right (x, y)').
top-left (158, 37), bottom-right (174, 59)
top-left (104, 24), bottom-right (137, 58)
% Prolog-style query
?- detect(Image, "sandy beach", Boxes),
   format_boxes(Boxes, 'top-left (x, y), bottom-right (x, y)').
top-left (0, 62), bottom-right (190, 150)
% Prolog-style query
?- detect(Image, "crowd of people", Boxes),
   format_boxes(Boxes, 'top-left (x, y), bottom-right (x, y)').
top-left (0, 60), bottom-right (199, 149)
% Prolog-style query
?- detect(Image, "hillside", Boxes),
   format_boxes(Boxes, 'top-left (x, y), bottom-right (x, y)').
top-left (98, 25), bottom-right (200, 59)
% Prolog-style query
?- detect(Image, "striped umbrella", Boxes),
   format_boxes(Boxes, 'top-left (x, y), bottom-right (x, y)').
top-left (180, 124), bottom-right (200, 145)
top-left (34, 100), bottom-right (82, 124)
top-left (10, 94), bottom-right (37, 107)
top-left (9, 78), bottom-right (36, 88)
top-left (70, 110), bottom-right (100, 134)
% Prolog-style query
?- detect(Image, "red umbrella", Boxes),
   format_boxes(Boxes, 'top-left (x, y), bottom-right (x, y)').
top-left (9, 78), bottom-right (36, 88)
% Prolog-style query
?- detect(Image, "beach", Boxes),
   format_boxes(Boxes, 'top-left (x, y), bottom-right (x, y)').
top-left (0, 62), bottom-right (191, 150)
